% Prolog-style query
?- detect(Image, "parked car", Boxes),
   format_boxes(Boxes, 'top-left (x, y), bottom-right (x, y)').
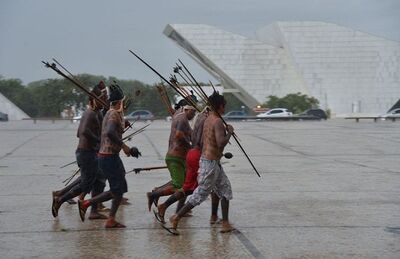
top-left (381, 108), bottom-right (400, 118)
top-left (300, 108), bottom-right (327, 120)
top-left (223, 110), bottom-right (247, 120)
top-left (256, 108), bottom-right (292, 117)
top-left (125, 110), bottom-right (154, 121)
top-left (0, 111), bottom-right (9, 121)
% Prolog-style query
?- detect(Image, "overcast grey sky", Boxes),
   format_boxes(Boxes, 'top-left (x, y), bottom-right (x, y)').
top-left (1, 0), bottom-right (399, 85)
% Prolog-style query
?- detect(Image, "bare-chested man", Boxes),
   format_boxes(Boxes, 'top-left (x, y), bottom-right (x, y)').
top-left (166, 92), bottom-right (235, 234)
top-left (146, 102), bottom-right (196, 212)
top-left (78, 83), bottom-right (141, 228)
top-left (153, 106), bottom-right (209, 223)
top-left (52, 81), bottom-right (108, 219)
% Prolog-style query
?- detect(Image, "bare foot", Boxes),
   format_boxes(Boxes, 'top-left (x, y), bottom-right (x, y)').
top-left (160, 214), bottom-right (180, 235)
top-left (183, 209), bottom-right (193, 217)
top-left (220, 221), bottom-right (236, 233)
top-left (121, 197), bottom-right (131, 205)
top-left (105, 218), bottom-right (126, 228)
top-left (98, 203), bottom-right (106, 209)
top-left (98, 203), bottom-right (110, 212)
top-left (88, 212), bottom-right (108, 220)
top-left (210, 215), bottom-right (218, 224)
top-left (156, 204), bottom-right (166, 222)
top-left (169, 214), bottom-right (180, 230)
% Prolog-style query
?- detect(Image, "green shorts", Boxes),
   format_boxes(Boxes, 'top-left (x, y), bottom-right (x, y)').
top-left (165, 155), bottom-right (186, 190)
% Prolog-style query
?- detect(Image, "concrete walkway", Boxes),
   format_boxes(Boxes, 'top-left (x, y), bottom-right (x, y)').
top-left (0, 119), bottom-right (399, 258)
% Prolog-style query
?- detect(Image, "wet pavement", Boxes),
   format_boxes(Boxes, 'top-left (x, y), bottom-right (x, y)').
top-left (0, 119), bottom-right (399, 258)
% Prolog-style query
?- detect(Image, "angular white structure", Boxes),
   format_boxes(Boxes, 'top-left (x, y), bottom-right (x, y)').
top-left (0, 92), bottom-right (30, 120)
top-left (164, 22), bottom-right (400, 116)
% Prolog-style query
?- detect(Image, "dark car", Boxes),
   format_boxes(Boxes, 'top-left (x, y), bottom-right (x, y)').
top-left (0, 111), bottom-right (9, 121)
top-left (301, 109), bottom-right (327, 120)
top-left (124, 110), bottom-right (154, 121)
top-left (223, 110), bottom-right (248, 120)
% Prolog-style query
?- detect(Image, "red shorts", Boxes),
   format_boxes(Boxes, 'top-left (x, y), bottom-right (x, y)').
top-left (183, 148), bottom-right (201, 192)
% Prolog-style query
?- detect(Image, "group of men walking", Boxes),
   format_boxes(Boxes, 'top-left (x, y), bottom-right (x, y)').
top-left (52, 81), bottom-right (235, 234)
top-left (52, 82), bottom-right (140, 228)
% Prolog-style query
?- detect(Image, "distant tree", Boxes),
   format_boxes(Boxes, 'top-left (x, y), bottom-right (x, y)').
top-left (262, 92), bottom-right (319, 114)
top-left (27, 79), bottom-right (78, 117)
top-left (1, 74), bottom-right (179, 118)
top-left (0, 77), bottom-right (37, 116)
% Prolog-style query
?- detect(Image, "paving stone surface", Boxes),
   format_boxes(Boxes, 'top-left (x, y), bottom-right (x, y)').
top-left (0, 119), bottom-right (399, 258)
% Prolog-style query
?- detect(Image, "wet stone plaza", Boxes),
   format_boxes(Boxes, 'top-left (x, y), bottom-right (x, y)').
top-left (0, 119), bottom-right (399, 258)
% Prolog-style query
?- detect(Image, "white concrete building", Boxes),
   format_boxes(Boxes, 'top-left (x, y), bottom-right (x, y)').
top-left (164, 22), bottom-right (400, 116)
top-left (0, 92), bottom-right (30, 120)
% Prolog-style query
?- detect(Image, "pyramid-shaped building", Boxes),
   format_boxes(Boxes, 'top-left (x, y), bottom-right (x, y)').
top-left (164, 22), bottom-right (400, 116)
top-left (0, 93), bottom-right (29, 120)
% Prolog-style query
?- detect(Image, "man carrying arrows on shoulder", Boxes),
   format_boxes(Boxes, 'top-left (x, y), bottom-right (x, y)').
top-left (146, 99), bottom-right (196, 212)
top-left (78, 83), bottom-right (141, 228)
top-left (153, 106), bottom-right (209, 223)
top-left (52, 81), bottom-right (108, 219)
top-left (166, 91), bottom-right (235, 234)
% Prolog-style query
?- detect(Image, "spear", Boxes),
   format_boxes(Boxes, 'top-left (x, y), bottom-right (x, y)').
top-left (42, 61), bottom-right (109, 108)
top-left (123, 117), bottom-right (140, 133)
top-left (62, 168), bottom-right (80, 186)
top-left (127, 152), bottom-right (233, 175)
top-left (128, 50), bottom-right (259, 177)
top-left (122, 123), bottom-right (151, 141)
top-left (51, 58), bottom-right (101, 99)
top-left (60, 123), bottom-right (149, 178)
top-left (169, 76), bottom-right (200, 111)
top-left (60, 160), bottom-right (77, 169)
top-left (178, 59), bottom-right (260, 177)
top-left (58, 121), bottom-right (144, 169)
top-left (173, 66), bottom-right (207, 104)
top-left (126, 166), bottom-right (168, 174)
top-left (209, 80), bottom-right (217, 93)
top-left (129, 50), bottom-right (200, 112)
top-left (156, 84), bottom-right (174, 115)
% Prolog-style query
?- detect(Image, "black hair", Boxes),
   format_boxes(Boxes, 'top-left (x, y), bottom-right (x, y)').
top-left (108, 82), bottom-right (124, 102)
top-left (208, 91), bottom-right (226, 111)
top-left (174, 99), bottom-right (189, 110)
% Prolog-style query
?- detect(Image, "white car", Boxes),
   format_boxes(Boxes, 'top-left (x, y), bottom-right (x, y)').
top-left (72, 114), bottom-right (82, 123)
top-left (256, 108), bottom-right (293, 117)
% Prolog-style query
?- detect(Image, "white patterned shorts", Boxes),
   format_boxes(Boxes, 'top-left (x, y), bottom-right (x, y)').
top-left (188, 156), bottom-right (233, 206)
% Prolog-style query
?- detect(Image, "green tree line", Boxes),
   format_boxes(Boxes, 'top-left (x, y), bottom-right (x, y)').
top-left (0, 75), bottom-right (248, 118)
top-left (0, 75), bottom-right (320, 117)
top-left (0, 75), bottom-right (181, 117)
top-left (262, 93), bottom-right (320, 114)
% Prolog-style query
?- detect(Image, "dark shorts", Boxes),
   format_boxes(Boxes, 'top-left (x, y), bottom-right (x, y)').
top-left (93, 165), bottom-right (106, 194)
top-left (76, 149), bottom-right (98, 193)
top-left (98, 154), bottom-right (127, 196)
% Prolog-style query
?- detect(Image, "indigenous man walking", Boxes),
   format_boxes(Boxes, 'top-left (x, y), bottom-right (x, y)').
top-left (146, 103), bottom-right (196, 212)
top-left (167, 92), bottom-right (235, 234)
top-left (154, 106), bottom-right (209, 223)
top-left (52, 81), bottom-right (107, 219)
top-left (78, 84), bottom-right (141, 228)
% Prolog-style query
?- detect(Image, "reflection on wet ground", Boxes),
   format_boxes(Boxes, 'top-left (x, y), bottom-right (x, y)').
top-left (0, 120), bottom-right (399, 258)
